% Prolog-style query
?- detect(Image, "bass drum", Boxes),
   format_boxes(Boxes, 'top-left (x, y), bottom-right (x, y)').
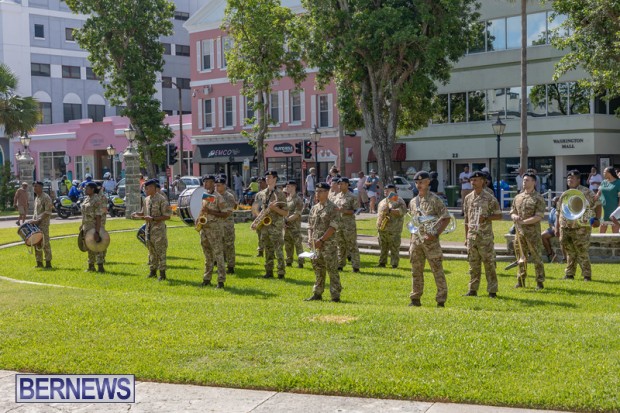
top-left (137, 224), bottom-right (147, 247)
top-left (177, 187), bottom-right (206, 226)
top-left (17, 223), bottom-right (43, 246)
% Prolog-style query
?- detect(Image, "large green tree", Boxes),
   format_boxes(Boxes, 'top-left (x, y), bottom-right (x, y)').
top-left (0, 64), bottom-right (40, 137)
top-left (301, 0), bottom-right (479, 184)
top-left (223, 0), bottom-right (306, 176)
top-left (550, 0), bottom-right (620, 115)
top-left (64, 0), bottom-right (175, 177)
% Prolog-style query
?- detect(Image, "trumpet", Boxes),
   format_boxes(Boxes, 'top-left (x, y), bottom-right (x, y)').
top-left (467, 206), bottom-right (482, 233)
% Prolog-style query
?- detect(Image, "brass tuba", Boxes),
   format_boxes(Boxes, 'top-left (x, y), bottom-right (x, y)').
top-left (561, 189), bottom-right (589, 224)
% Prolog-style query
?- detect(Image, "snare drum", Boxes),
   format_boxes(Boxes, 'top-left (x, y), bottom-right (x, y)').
top-left (17, 223), bottom-right (43, 246)
top-left (177, 187), bottom-right (206, 226)
top-left (137, 224), bottom-right (147, 247)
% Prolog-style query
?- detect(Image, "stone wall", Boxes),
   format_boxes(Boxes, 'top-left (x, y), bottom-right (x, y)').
top-left (505, 233), bottom-right (620, 263)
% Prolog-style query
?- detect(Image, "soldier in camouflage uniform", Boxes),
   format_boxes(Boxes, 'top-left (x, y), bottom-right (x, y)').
top-left (334, 178), bottom-right (360, 272)
top-left (252, 177), bottom-right (267, 257)
top-left (252, 170), bottom-right (287, 278)
top-left (462, 171), bottom-right (503, 298)
top-left (81, 182), bottom-right (107, 273)
top-left (305, 182), bottom-right (342, 302)
top-left (283, 180), bottom-right (305, 268)
top-left (216, 177), bottom-right (237, 274)
top-left (376, 184), bottom-right (407, 269)
top-left (328, 178), bottom-right (340, 202)
top-left (199, 175), bottom-right (232, 288)
top-left (556, 170), bottom-right (602, 281)
top-left (408, 171), bottom-right (450, 307)
top-left (132, 179), bottom-right (172, 281)
top-left (510, 172), bottom-right (546, 289)
top-left (31, 181), bottom-right (53, 268)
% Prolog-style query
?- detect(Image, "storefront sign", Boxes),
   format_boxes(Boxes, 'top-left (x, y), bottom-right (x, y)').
top-left (553, 138), bottom-right (584, 149)
top-left (194, 143), bottom-right (256, 163)
top-left (273, 143), bottom-right (294, 154)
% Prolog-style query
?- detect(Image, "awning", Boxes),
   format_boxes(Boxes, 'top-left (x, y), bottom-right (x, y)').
top-left (367, 143), bottom-right (406, 162)
top-left (193, 143), bottom-right (256, 163)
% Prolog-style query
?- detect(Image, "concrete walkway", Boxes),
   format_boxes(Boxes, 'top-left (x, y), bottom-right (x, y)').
top-left (0, 370), bottom-right (572, 413)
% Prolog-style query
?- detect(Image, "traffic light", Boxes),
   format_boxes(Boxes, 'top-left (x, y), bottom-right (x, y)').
top-left (294, 141), bottom-right (302, 154)
top-left (303, 140), bottom-right (312, 159)
top-left (167, 143), bottom-right (178, 165)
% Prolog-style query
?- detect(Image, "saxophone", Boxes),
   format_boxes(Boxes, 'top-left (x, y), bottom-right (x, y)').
top-left (251, 188), bottom-right (285, 231)
top-left (378, 203), bottom-right (391, 231)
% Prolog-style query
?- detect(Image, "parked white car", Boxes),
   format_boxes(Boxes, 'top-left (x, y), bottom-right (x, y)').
top-left (178, 176), bottom-right (201, 190)
top-left (349, 176), bottom-right (415, 204)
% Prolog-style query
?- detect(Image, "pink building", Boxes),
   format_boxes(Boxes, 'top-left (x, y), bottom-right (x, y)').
top-left (184, 0), bottom-right (361, 185)
top-left (11, 115), bottom-right (192, 183)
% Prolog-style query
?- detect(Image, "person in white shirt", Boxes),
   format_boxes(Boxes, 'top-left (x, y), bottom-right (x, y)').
top-left (305, 167), bottom-right (316, 204)
top-left (459, 165), bottom-right (472, 215)
top-left (587, 166), bottom-right (603, 192)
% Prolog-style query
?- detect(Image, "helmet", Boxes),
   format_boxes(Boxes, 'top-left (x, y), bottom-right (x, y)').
top-left (251, 176), bottom-right (257, 182)
top-left (72, 180), bottom-right (80, 186)
top-left (103, 172), bottom-right (111, 179)
top-left (85, 174), bottom-right (92, 179)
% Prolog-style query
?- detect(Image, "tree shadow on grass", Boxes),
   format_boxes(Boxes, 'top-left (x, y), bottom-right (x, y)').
top-left (499, 294), bottom-right (577, 308)
top-left (551, 286), bottom-right (620, 298)
top-left (167, 256), bottom-right (198, 261)
top-left (221, 285), bottom-right (277, 299)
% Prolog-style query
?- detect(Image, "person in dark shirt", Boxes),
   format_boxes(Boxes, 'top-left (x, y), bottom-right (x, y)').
top-left (429, 171), bottom-right (439, 193)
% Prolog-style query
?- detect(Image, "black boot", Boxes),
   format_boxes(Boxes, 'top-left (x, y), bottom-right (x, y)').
top-left (45, 261), bottom-right (52, 269)
top-left (35, 261), bottom-right (43, 268)
top-left (97, 263), bottom-right (105, 273)
top-left (535, 282), bottom-right (544, 290)
top-left (148, 269), bottom-right (157, 278)
top-left (86, 264), bottom-right (96, 272)
top-left (409, 298), bottom-right (422, 307)
top-left (304, 294), bottom-right (322, 301)
top-left (227, 267), bottom-right (235, 274)
top-left (514, 277), bottom-right (525, 288)
top-left (158, 270), bottom-right (166, 281)
top-left (216, 282), bottom-right (224, 289)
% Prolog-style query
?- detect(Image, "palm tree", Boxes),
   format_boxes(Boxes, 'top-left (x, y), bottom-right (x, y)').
top-left (0, 64), bottom-right (40, 137)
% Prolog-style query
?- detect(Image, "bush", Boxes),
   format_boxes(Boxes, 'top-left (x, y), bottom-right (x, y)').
top-left (0, 161), bottom-right (16, 211)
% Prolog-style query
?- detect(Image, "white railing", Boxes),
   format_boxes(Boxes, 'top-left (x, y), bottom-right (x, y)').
top-left (499, 188), bottom-right (564, 211)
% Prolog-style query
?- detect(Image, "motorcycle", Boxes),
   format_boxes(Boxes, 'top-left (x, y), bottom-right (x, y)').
top-left (54, 196), bottom-right (82, 219)
top-left (107, 194), bottom-right (126, 217)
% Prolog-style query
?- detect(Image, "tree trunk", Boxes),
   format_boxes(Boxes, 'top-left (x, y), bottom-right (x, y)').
top-left (338, 122), bottom-right (345, 175)
top-left (519, 0), bottom-right (528, 173)
top-left (255, 91), bottom-right (267, 177)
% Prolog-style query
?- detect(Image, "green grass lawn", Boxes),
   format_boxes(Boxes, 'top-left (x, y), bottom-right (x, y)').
top-left (0, 217), bottom-right (618, 412)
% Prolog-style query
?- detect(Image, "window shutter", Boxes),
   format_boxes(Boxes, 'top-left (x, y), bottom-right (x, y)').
top-left (216, 37), bottom-right (221, 69)
top-left (239, 94), bottom-right (245, 125)
top-left (196, 41), bottom-right (201, 71)
top-left (198, 98), bottom-right (203, 129)
top-left (300, 90), bottom-right (306, 122)
top-left (328, 93), bottom-right (334, 127)
top-left (310, 94), bottom-right (317, 127)
top-left (284, 90), bottom-right (290, 123)
top-left (232, 96), bottom-right (237, 127)
top-left (217, 96), bottom-right (223, 129)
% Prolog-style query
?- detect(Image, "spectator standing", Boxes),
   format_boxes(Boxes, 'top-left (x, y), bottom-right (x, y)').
top-left (305, 167), bottom-right (316, 204)
top-left (587, 166), bottom-right (603, 192)
top-left (357, 171), bottom-right (369, 210)
top-left (365, 170), bottom-right (380, 213)
top-left (459, 165), bottom-right (472, 215)
top-left (233, 172), bottom-right (244, 201)
top-left (595, 166), bottom-right (620, 233)
top-left (13, 182), bottom-right (29, 226)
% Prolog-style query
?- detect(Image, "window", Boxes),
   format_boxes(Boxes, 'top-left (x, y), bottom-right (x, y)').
top-left (487, 18), bottom-right (506, 51)
top-left (164, 110), bottom-right (174, 116)
top-left (318, 95), bottom-right (329, 127)
top-left (506, 87), bottom-right (522, 118)
top-left (568, 82), bottom-right (590, 115)
top-left (468, 21), bottom-right (486, 54)
top-left (31, 63), bottom-right (50, 77)
top-left (467, 91), bottom-right (486, 122)
top-left (449, 93), bottom-right (466, 123)
top-left (175, 44), bottom-right (190, 56)
top-left (290, 90), bottom-right (302, 122)
top-left (174, 11), bottom-right (189, 21)
top-left (200, 40), bottom-right (212, 70)
top-left (431, 94), bottom-right (449, 124)
top-left (62, 65), bottom-right (81, 79)
top-left (85, 67), bottom-right (98, 80)
top-left (88, 104), bottom-right (105, 122)
top-left (162, 76), bottom-right (172, 88)
top-left (270, 92), bottom-right (279, 124)
top-left (245, 98), bottom-right (255, 124)
top-left (224, 96), bottom-right (234, 127)
top-left (39, 102), bottom-right (52, 124)
top-left (176, 78), bottom-right (190, 89)
top-left (63, 103), bottom-right (82, 122)
top-left (203, 99), bottom-right (213, 128)
top-left (486, 88), bottom-right (506, 119)
top-left (221, 36), bottom-right (233, 68)
top-left (34, 24), bottom-right (45, 39)
top-left (162, 43), bottom-right (171, 55)
top-left (506, 16), bottom-right (521, 49)
top-left (40, 152), bottom-right (67, 181)
top-left (547, 83), bottom-right (569, 116)
top-left (65, 27), bottom-right (75, 41)
top-left (548, 13), bottom-right (569, 42)
top-left (526, 85), bottom-right (548, 117)
top-left (527, 12), bottom-right (547, 46)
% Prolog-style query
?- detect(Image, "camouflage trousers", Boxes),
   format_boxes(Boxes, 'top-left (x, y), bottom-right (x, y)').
top-left (256, 230), bottom-right (264, 254)
top-left (312, 241), bottom-right (341, 299)
top-left (284, 224), bottom-right (304, 266)
top-left (467, 237), bottom-right (498, 293)
top-left (409, 240), bottom-right (447, 304)
top-left (560, 227), bottom-right (592, 279)
top-left (378, 230), bottom-right (401, 267)
top-left (34, 225), bottom-right (52, 263)
top-left (261, 225), bottom-right (285, 276)
top-left (515, 230), bottom-right (545, 283)
top-left (201, 228), bottom-right (226, 283)
top-left (337, 226), bottom-right (360, 269)
top-left (83, 223), bottom-right (105, 265)
top-left (223, 221), bottom-right (236, 268)
top-left (147, 228), bottom-right (168, 271)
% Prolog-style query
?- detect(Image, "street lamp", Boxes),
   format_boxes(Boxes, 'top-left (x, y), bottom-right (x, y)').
top-left (106, 144), bottom-right (117, 180)
top-left (309, 125), bottom-right (321, 182)
top-left (124, 124), bottom-right (136, 151)
top-left (20, 133), bottom-right (31, 153)
top-left (492, 114), bottom-right (506, 204)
